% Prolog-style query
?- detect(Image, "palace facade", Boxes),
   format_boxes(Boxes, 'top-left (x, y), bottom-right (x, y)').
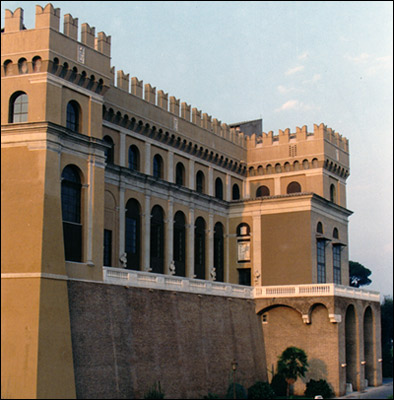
top-left (1, 4), bottom-right (383, 399)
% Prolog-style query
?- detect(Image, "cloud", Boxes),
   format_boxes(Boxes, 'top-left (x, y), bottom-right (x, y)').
top-left (285, 65), bottom-right (305, 75)
top-left (298, 51), bottom-right (309, 60)
top-left (344, 53), bottom-right (393, 76)
top-left (345, 52), bottom-right (371, 64)
top-left (303, 74), bottom-right (321, 84)
top-left (275, 99), bottom-right (320, 112)
top-left (277, 85), bottom-right (296, 94)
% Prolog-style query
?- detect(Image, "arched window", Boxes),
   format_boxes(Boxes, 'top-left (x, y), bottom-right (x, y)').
top-left (236, 223), bottom-right (250, 237)
top-left (215, 177), bottom-right (223, 200)
top-left (330, 184), bottom-right (337, 203)
top-left (9, 92), bottom-right (28, 123)
top-left (150, 205), bottom-right (165, 274)
top-left (266, 164), bottom-right (272, 174)
top-left (66, 100), bottom-right (81, 132)
top-left (287, 181), bottom-right (302, 194)
top-left (333, 227), bottom-right (339, 239)
top-left (232, 184), bottom-right (240, 200)
top-left (153, 154), bottom-right (163, 179)
top-left (125, 199), bottom-right (141, 270)
top-left (194, 217), bottom-right (206, 280)
top-left (256, 185), bottom-right (270, 198)
top-left (293, 160), bottom-right (300, 170)
top-left (196, 171), bottom-right (205, 194)
top-left (248, 167), bottom-right (255, 177)
top-left (317, 222), bottom-right (323, 234)
top-left (18, 57), bottom-right (28, 74)
top-left (214, 222), bottom-right (224, 282)
top-left (303, 159), bottom-right (309, 169)
top-left (175, 162), bottom-right (185, 186)
top-left (103, 135), bottom-right (115, 164)
top-left (4, 59), bottom-right (13, 76)
top-left (173, 211), bottom-right (186, 277)
top-left (275, 163), bottom-right (282, 173)
top-left (284, 162), bottom-right (291, 172)
top-left (128, 145), bottom-right (140, 171)
top-left (61, 165), bottom-right (82, 262)
top-left (32, 56), bottom-right (42, 73)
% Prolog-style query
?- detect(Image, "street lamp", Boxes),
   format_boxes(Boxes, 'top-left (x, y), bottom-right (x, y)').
top-left (231, 359), bottom-right (238, 399)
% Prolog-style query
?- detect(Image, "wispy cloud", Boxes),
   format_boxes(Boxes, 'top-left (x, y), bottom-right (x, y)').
top-left (275, 99), bottom-right (320, 112)
top-left (277, 85), bottom-right (296, 94)
top-left (303, 74), bottom-right (321, 84)
top-left (285, 65), bottom-right (305, 75)
top-left (345, 53), bottom-right (371, 64)
top-left (298, 51), bottom-right (309, 60)
top-left (344, 53), bottom-right (393, 76)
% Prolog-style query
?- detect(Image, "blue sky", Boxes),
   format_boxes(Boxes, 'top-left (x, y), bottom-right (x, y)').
top-left (2, 1), bottom-right (393, 296)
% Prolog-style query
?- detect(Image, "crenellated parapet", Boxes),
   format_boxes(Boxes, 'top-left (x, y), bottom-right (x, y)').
top-left (246, 123), bottom-right (349, 153)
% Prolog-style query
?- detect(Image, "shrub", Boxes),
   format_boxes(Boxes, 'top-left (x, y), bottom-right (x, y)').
top-left (270, 373), bottom-right (287, 397)
top-left (247, 381), bottom-right (275, 399)
top-left (225, 382), bottom-right (247, 399)
top-left (144, 381), bottom-right (165, 399)
top-left (304, 379), bottom-right (334, 399)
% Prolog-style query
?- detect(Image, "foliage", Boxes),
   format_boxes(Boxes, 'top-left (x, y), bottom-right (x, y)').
top-left (203, 393), bottom-right (220, 399)
top-left (304, 379), bottom-right (334, 398)
top-left (270, 373), bottom-right (287, 397)
top-left (144, 382), bottom-right (165, 399)
top-left (247, 381), bottom-right (275, 399)
top-left (225, 382), bottom-right (247, 399)
top-left (277, 347), bottom-right (309, 397)
top-left (381, 296), bottom-right (393, 377)
top-left (349, 261), bottom-right (372, 287)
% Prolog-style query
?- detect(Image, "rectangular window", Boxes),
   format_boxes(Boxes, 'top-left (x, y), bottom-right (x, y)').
top-left (238, 268), bottom-right (251, 286)
top-left (333, 245), bottom-right (341, 284)
top-left (63, 221), bottom-right (82, 262)
top-left (317, 239), bottom-right (326, 283)
top-left (103, 229), bottom-right (112, 267)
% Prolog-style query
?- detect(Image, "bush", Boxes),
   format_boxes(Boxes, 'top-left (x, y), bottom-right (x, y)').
top-left (226, 383), bottom-right (247, 399)
top-left (270, 374), bottom-right (287, 397)
top-left (247, 381), bottom-right (275, 399)
top-left (144, 381), bottom-right (165, 399)
top-left (304, 379), bottom-right (334, 399)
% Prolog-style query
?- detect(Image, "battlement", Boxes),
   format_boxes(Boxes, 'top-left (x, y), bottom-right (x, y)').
top-left (3, 3), bottom-right (111, 57)
top-left (246, 123), bottom-right (349, 152)
top-left (111, 67), bottom-right (247, 147)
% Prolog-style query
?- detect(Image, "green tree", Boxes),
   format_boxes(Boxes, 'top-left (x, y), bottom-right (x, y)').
top-left (349, 261), bottom-right (372, 288)
top-left (277, 347), bottom-right (309, 397)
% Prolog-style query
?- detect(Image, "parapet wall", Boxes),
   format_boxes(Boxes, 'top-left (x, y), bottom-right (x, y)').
top-left (67, 280), bottom-right (267, 399)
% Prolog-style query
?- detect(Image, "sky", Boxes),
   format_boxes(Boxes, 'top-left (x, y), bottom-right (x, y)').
top-left (2, 1), bottom-right (393, 297)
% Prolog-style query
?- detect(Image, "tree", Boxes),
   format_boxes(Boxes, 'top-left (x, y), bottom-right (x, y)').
top-left (349, 261), bottom-right (372, 288)
top-left (277, 346), bottom-right (309, 397)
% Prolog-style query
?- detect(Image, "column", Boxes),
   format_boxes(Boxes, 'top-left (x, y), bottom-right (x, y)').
top-left (86, 155), bottom-right (94, 266)
top-left (144, 142), bottom-right (151, 175)
top-left (143, 194), bottom-right (151, 271)
top-left (187, 207), bottom-right (195, 278)
top-left (167, 150), bottom-right (174, 183)
top-left (225, 218), bottom-right (230, 282)
top-left (189, 159), bottom-right (195, 190)
top-left (252, 212), bottom-right (262, 285)
top-left (118, 185), bottom-right (126, 268)
top-left (165, 198), bottom-right (174, 275)
top-left (119, 131), bottom-right (126, 167)
top-left (274, 176), bottom-right (281, 195)
top-left (243, 179), bottom-right (250, 199)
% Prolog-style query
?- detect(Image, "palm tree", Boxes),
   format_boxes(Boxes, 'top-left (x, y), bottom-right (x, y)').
top-left (277, 346), bottom-right (309, 397)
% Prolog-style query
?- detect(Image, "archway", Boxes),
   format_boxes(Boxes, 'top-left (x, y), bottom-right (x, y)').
top-left (345, 305), bottom-right (358, 390)
top-left (363, 307), bottom-right (374, 386)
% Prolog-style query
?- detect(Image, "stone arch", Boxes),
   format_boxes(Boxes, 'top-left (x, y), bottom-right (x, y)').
top-left (363, 306), bottom-right (374, 386)
top-left (345, 304), bottom-right (358, 390)
top-left (257, 303), bottom-right (304, 320)
top-left (307, 302), bottom-right (330, 324)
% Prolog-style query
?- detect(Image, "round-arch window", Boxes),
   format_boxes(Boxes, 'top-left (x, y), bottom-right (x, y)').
top-left (128, 145), bottom-right (140, 171)
top-left (66, 101), bottom-right (80, 132)
top-left (9, 92), bottom-right (28, 123)
top-left (103, 136), bottom-right (115, 164)
top-left (333, 228), bottom-right (339, 239)
top-left (317, 222), bottom-right (323, 234)
top-left (196, 171), bottom-right (205, 193)
top-left (287, 181), bottom-right (301, 194)
top-left (232, 184), bottom-right (240, 200)
top-left (153, 154), bottom-right (163, 179)
top-left (330, 184), bottom-right (337, 203)
top-left (215, 178), bottom-right (223, 200)
top-left (256, 185), bottom-right (270, 197)
top-left (175, 162), bottom-right (185, 186)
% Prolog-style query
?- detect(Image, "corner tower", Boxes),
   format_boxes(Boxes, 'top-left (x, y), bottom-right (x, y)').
top-left (1, 4), bottom-right (111, 398)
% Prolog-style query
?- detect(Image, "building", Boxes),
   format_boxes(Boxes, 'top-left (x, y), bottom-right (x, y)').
top-left (1, 4), bottom-right (383, 399)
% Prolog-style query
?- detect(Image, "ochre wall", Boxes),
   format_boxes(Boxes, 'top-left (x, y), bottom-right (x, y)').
top-left (67, 280), bottom-right (268, 399)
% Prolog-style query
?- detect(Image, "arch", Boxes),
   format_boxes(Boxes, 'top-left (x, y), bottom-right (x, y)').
top-left (153, 154), bottom-right (163, 179)
top-left (266, 164), bottom-right (272, 174)
top-left (128, 145), bottom-right (140, 171)
top-left (215, 177), bottom-right (223, 200)
top-left (194, 217), bottom-right (206, 280)
top-left (257, 165), bottom-right (264, 175)
top-left (60, 62), bottom-right (68, 78)
top-left (312, 158), bottom-right (319, 168)
top-left (175, 162), bottom-right (185, 186)
top-left (232, 184), bottom-right (240, 200)
top-left (363, 306), bottom-right (374, 385)
top-left (103, 135), bottom-right (115, 164)
top-left (257, 303), bottom-right (304, 320)
top-left (256, 185), bottom-right (270, 198)
top-left (333, 227), bottom-right (339, 239)
top-left (286, 181), bottom-right (302, 194)
top-left (317, 222), bottom-right (324, 234)
top-left (9, 91), bottom-right (28, 123)
top-left (303, 159), bottom-right (309, 169)
top-left (18, 57), bottom-right (28, 74)
top-left (293, 160), bottom-right (300, 170)
top-left (330, 184), bottom-right (337, 203)
top-left (345, 305), bottom-right (358, 390)
top-left (236, 223), bottom-right (250, 237)
top-left (4, 59), bottom-right (13, 76)
top-left (61, 165), bottom-right (83, 262)
top-left (150, 205), bottom-right (165, 274)
top-left (248, 166), bottom-right (255, 177)
top-left (173, 211), bottom-right (186, 277)
top-left (32, 56), bottom-right (42, 72)
top-left (196, 171), bottom-right (205, 194)
top-left (125, 198), bottom-right (141, 270)
top-left (214, 222), bottom-right (224, 282)
top-left (307, 302), bottom-right (330, 324)
top-left (66, 100), bottom-right (81, 132)
top-left (275, 163), bottom-right (282, 173)
top-left (284, 162), bottom-right (291, 172)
